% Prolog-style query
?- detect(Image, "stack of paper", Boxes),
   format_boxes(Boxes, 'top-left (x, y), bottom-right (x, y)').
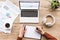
top-left (0, 0), bottom-right (19, 33)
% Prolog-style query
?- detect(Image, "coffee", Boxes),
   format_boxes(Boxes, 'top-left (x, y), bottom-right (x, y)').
top-left (5, 23), bottom-right (10, 28)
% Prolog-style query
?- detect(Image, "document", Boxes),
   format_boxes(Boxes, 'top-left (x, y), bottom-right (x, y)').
top-left (0, 0), bottom-right (19, 33)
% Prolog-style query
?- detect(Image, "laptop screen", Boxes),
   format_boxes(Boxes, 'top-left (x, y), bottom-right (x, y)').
top-left (21, 9), bottom-right (38, 17)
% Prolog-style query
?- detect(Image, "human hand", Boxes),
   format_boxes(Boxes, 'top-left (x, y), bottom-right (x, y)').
top-left (36, 25), bottom-right (45, 35)
top-left (18, 24), bottom-right (26, 38)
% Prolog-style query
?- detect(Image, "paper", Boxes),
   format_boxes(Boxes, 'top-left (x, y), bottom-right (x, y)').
top-left (24, 25), bottom-right (41, 39)
top-left (0, 0), bottom-right (19, 33)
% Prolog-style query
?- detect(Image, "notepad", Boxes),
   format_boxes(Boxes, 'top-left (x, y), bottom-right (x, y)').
top-left (24, 25), bottom-right (41, 39)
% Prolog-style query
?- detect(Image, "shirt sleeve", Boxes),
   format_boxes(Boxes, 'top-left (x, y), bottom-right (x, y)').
top-left (43, 32), bottom-right (57, 40)
top-left (17, 37), bottom-right (22, 40)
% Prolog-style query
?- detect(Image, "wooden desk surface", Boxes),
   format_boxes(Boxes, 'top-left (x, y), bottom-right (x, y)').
top-left (0, 0), bottom-right (60, 40)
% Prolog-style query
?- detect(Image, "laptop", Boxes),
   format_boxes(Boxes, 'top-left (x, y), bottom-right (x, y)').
top-left (19, 0), bottom-right (40, 23)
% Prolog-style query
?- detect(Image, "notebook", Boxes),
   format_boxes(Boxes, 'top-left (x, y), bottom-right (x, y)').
top-left (24, 25), bottom-right (41, 39)
top-left (19, 1), bottom-right (40, 23)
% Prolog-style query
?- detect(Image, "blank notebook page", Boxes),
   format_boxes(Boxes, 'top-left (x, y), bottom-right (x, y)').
top-left (24, 25), bottom-right (41, 39)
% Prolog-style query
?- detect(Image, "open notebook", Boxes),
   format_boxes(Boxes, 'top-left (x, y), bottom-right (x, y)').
top-left (24, 25), bottom-right (42, 39)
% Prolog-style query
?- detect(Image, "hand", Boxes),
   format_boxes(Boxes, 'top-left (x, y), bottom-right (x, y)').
top-left (18, 24), bottom-right (26, 38)
top-left (36, 25), bottom-right (45, 35)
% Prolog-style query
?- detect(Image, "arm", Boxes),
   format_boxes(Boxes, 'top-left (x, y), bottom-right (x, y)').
top-left (17, 37), bottom-right (22, 40)
top-left (17, 24), bottom-right (25, 40)
top-left (43, 32), bottom-right (57, 40)
top-left (36, 25), bottom-right (57, 40)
